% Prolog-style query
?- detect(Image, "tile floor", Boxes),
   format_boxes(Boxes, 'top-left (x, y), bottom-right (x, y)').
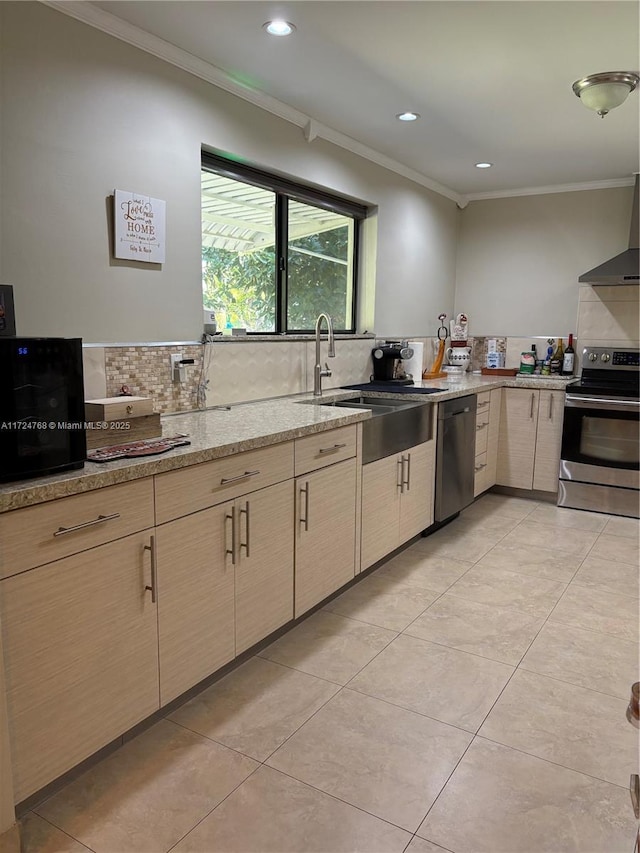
top-left (14, 494), bottom-right (640, 853)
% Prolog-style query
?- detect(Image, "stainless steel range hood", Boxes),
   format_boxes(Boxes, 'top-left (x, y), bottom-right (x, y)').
top-left (578, 174), bottom-right (639, 285)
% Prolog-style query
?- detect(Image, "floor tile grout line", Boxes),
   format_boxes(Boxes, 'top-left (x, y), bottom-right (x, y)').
top-left (247, 763), bottom-right (418, 837)
top-left (474, 733), bottom-right (633, 791)
top-left (343, 683), bottom-right (480, 738)
top-left (515, 663), bottom-right (634, 703)
top-left (25, 812), bottom-right (99, 853)
top-left (253, 650), bottom-right (349, 687)
top-left (411, 733), bottom-right (478, 834)
top-left (165, 760), bottom-right (264, 853)
top-left (568, 577), bottom-right (640, 600)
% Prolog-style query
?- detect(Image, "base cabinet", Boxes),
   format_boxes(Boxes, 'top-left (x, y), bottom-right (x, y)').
top-left (361, 439), bottom-right (435, 571)
top-left (295, 458), bottom-right (358, 617)
top-left (474, 388), bottom-right (502, 497)
top-left (234, 481), bottom-right (294, 655)
top-left (497, 388), bottom-right (564, 491)
top-left (155, 503), bottom-right (236, 707)
top-left (1, 532), bottom-right (159, 801)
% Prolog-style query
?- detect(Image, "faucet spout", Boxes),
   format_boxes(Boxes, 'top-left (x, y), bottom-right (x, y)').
top-left (313, 313), bottom-right (335, 396)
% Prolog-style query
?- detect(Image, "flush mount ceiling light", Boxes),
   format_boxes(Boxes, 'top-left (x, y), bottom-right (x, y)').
top-left (396, 112), bottom-right (420, 122)
top-left (572, 71), bottom-right (639, 117)
top-left (263, 20), bottom-right (296, 36)
top-left (475, 162), bottom-right (493, 169)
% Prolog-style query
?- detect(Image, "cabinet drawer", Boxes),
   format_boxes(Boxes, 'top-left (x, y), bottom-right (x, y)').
top-left (474, 451), bottom-right (489, 497)
top-left (0, 478), bottom-right (154, 579)
top-left (476, 391), bottom-right (491, 412)
top-left (155, 441), bottom-right (294, 524)
top-left (475, 417), bottom-right (489, 454)
top-left (294, 425), bottom-right (357, 476)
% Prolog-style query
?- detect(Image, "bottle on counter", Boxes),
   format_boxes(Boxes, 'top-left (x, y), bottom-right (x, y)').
top-left (562, 334), bottom-right (575, 376)
top-left (550, 338), bottom-right (564, 374)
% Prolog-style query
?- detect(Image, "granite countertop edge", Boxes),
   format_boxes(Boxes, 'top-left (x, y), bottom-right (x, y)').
top-left (0, 374), bottom-right (575, 513)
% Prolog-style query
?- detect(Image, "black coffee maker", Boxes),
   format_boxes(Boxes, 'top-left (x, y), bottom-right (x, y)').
top-left (371, 341), bottom-right (414, 385)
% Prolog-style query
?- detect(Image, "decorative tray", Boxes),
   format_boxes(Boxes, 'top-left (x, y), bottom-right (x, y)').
top-left (87, 434), bottom-right (191, 462)
top-left (480, 368), bottom-right (519, 376)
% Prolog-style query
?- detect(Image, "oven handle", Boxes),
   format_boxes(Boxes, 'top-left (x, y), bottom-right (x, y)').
top-left (565, 395), bottom-right (640, 412)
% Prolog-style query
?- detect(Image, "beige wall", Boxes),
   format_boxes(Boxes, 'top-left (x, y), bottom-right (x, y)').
top-left (455, 187), bottom-right (635, 337)
top-left (0, 2), bottom-right (458, 344)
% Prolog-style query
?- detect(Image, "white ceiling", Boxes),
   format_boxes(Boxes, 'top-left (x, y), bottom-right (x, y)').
top-left (74, 1), bottom-right (640, 199)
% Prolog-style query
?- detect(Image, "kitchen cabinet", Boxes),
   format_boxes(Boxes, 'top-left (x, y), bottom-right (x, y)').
top-left (0, 531), bottom-right (159, 802)
top-left (155, 502), bottom-right (236, 707)
top-left (474, 388), bottom-right (502, 496)
top-left (496, 388), bottom-right (564, 492)
top-left (361, 439), bottom-right (435, 571)
top-left (234, 481), bottom-right (294, 655)
top-left (295, 457), bottom-right (358, 617)
top-left (154, 439), bottom-right (296, 704)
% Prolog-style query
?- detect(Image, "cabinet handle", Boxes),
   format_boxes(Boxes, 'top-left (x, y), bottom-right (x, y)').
top-left (143, 535), bottom-right (157, 603)
top-left (404, 453), bottom-right (411, 491)
top-left (220, 469), bottom-right (260, 486)
top-left (548, 394), bottom-right (554, 420)
top-left (225, 507), bottom-right (236, 564)
top-left (631, 774), bottom-right (640, 820)
top-left (300, 483), bottom-right (310, 531)
top-left (475, 463), bottom-right (487, 472)
top-left (318, 443), bottom-right (347, 455)
top-left (240, 501), bottom-right (250, 557)
top-left (530, 393), bottom-right (535, 419)
top-left (476, 422), bottom-right (488, 432)
top-left (397, 457), bottom-right (405, 493)
top-left (53, 512), bottom-right (120, 537)
top-left (478, 399), bottom-right (490, 408)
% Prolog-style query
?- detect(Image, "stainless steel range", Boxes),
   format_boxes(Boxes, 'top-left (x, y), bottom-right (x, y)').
top-left (558, 347), bottom-right (639, 518)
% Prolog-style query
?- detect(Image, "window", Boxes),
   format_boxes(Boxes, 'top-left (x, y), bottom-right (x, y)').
top-left (201, 152), bottom-right (366, 333)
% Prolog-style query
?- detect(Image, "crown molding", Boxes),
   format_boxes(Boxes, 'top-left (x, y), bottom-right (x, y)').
top-left (40, 0), bottom-right (463, 205)
top-left (464, 176), bottom-right (636, 202)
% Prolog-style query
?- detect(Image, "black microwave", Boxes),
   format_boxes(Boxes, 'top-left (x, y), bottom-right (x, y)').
top-left (0, 337), bottom-right (86, 482)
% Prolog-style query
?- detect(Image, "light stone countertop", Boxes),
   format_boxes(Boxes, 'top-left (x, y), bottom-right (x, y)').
top-left (0, 373), bottom-right (577, 513)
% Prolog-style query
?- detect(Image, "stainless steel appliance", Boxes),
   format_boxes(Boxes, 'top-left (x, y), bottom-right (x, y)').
top-left (578, 173), bottom-right (639, 285)
top-left (0, 337), bottom-right (86, 482)
top-left (558, 347), bottom-right (639, 517)
top-left (434, 394), bottom-right (477, 523)
top-left (371, 341), bottom-right (414, 385)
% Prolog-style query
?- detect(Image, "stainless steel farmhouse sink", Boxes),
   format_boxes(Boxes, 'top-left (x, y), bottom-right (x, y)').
top-left (318, 396), bottom-right (433, 463)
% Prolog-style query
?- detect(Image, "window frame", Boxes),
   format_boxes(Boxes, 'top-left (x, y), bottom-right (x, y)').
top-left (201, 151), bottom-right (367, 335)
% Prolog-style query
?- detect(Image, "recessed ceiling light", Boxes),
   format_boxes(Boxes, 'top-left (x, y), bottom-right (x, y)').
top-left (396, 112), bottom-right (420, 122)
top-left (475, 162), bottom-right (493, 169)
top-left (263, 20), bottom-right (296, 36)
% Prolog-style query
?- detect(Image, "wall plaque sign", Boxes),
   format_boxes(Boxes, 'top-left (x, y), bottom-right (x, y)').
top-left (114, 190), bottom-right (166, 263)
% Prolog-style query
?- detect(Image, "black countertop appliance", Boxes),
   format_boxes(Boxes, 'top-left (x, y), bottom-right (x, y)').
top-left (0, 337), bottom-right (86, 482)
top-left (371, 341), bottom-right (414, 385)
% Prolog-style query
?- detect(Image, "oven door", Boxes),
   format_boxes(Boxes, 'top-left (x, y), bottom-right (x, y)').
top-left (560, 393), bottom-right (639, 489)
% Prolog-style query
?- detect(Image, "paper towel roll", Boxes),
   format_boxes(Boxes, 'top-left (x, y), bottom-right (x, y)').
top-left (404, 341), bottom-right (424, 381)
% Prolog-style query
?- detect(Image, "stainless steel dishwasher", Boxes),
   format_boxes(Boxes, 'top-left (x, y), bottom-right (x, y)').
top-left (434, 394), bottom-right (477, 524)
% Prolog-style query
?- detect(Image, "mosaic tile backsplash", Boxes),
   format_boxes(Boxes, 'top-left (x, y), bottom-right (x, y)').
top-left (86, 332), bottom-right (579, 415)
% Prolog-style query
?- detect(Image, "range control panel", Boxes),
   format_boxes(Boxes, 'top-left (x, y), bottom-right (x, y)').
top-left (582, 347), bottom-right (640, 370)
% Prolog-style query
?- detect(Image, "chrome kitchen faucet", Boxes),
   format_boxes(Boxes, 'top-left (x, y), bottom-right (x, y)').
top-left (313, 313), bottom-right (336, 396)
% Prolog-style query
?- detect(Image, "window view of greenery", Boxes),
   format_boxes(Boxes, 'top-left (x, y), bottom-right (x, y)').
top-left (287, 200), bottom-right (353, 331)
top-left (202, 174), bottom-right (277, 332)
top-left (201, 168), bottom-right (358, 333)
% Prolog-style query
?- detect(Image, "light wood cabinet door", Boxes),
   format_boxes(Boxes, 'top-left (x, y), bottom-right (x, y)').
top-left (360, 454), bottom-right (402, 571)
top-left (235, 481), bottom-right (294, 655)
top-left (398, 441), bottom-right (435, 544)
top-left (155, 503), bottom-right (235, 706)
top-left (1, 532), bottom-right (159, 801)
top-left (295, 458), bottom-right (357, 617)
top-left (496, 389), bottom-right (538, 489)
top-left (533, 390), bottom-right (564, 492)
